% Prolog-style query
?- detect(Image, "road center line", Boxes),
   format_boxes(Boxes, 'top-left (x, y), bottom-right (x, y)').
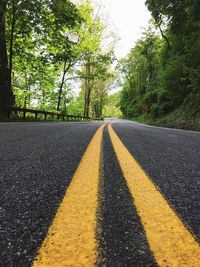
top-left (108, 124), bottom-right (200, 266)
top-left (33, 124), bottom-right (105, 267)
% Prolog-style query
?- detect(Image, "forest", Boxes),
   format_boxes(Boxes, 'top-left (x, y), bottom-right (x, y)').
top-left (118, 0), bottom-right (200, 129)
top-left (0, 0), bottom-right (199, 126)
top-left (0, 0), bottom-right (117, 119)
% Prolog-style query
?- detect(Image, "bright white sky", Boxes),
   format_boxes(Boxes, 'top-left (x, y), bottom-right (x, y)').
top-left (101, 0), bottom-right (151, 59)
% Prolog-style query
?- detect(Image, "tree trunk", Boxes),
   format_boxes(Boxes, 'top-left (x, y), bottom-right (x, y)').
top-left (86, 89), bottom-right (91, 117)
top-left (84, 63), bottom-right (91, 117)
top-left (158, 24), bottom-right (171, 50)
top-left (0, 0), bottom-right (15, 115)
top-left (57, 61), bottom-right (67, 112)
top-left (9, 0), bottom-right (16, 89)
top-left (84, 83), bottom-right (88, 117)
top-left (84, 88), bottom-right (92, 117)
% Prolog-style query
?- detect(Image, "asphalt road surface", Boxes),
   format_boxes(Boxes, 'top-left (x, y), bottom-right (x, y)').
top-left (0, 120), bottom-right (200, 266)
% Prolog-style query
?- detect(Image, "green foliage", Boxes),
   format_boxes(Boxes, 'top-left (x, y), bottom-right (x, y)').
top-left (75, 1), bottom-right (116, 117)
top-left (3, 0), bottom-right (83, 111)
top-left (103, 92), bottom-right (122, 118)
top-left (0, 0), bottom-right (116, 118)
top-left (67, 92), bottom-right (85, 116)
top-left (119, 0), bottom-right (200, 121)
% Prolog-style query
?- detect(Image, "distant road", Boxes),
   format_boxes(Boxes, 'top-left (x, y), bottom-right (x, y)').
top-left (0, 120), bottom-right (200, 266)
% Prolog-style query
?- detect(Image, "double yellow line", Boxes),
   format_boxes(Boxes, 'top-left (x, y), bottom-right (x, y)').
top-left (33, 124), bottom-right (200, 267)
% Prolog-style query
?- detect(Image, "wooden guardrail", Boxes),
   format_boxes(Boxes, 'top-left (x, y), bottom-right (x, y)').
top-left (0, 106), bottom-right (102, 122)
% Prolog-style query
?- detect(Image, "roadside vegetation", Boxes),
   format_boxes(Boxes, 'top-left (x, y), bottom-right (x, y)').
top-left (118, 0), bottom-right (200, 130)
top-left (0, 0), bottom-right (116, 120)
top-left (1, 0), bottom-right (199, 127)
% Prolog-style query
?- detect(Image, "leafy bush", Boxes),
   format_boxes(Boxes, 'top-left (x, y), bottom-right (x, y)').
top-left (144, 91), bottom-right (158, 105)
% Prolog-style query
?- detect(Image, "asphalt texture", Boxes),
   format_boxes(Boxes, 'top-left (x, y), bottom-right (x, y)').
top-left (0, 122), bottom-right (101, 266)
top-left (97, 126), bottom-right (157, 266)
top-left (0, 120), bottom-right (200, 266)
top-left (112, 120), bottom-right (200, 241)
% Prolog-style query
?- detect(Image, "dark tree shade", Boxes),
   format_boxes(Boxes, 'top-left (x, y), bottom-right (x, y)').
top-left (0, 0), bottom-right (15, 113)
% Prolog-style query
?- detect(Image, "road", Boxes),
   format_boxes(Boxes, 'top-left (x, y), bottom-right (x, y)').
top-left (0, 120), bottom-right (200, 266)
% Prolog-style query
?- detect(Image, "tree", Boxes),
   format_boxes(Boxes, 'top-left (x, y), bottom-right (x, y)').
top-left (0, 0), bottom-right (15, 113)
top-left (0, 0), bottom-right (83, 116)
top-left (44, 0), bottom-right (82, 111)
top-left (76, 0), bottom-right (116, 117)
top-left (0, 0), bottom-right (117, 118)
top-left (103, 91), bottom-right (122, 118)
top-left (118, 28), bottom-right (163, 118)
top-left (146, 0), bottom-right (200, 95)
top-left (119, 0), bottom-right (200, 120)
top-left (91, 67), bottom-right (114, 118)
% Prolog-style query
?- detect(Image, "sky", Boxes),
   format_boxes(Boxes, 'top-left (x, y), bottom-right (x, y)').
top-left (100, 0), bottom-right (151, 59)
top-left (72, 0), bottom-right (152, 94)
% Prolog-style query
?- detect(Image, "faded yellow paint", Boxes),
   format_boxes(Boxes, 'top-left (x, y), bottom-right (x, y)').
top-left (33, 124), bottom-right (105, 267)
top-left (108, 124), bottom-right (200, 267)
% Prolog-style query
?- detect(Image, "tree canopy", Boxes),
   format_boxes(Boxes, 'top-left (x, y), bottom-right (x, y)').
top-left (118, 0), bottom-right (200, 120)
top-left (1, 0), bottom-right (199, 121)
top-left (0, 0), bottom-right (116, 118)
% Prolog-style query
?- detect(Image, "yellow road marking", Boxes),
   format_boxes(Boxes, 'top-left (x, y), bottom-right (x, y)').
top-left (108, 124), bottom-right (200, 267)
top-left (33, 124), bottom-right (105, 267)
